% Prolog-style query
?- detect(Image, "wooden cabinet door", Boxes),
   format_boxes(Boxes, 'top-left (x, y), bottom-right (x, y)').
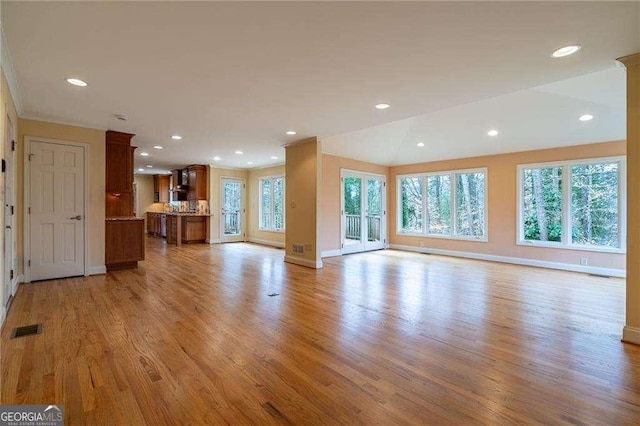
top-left (188, 168), bottom-right (197, 200)
top-left (146, 213), bottom-right (154, 233)
top-left (106, 142), bottom-right (131, 193)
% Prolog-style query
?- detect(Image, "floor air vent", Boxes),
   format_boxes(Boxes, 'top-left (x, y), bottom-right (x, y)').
top-left (10, 323), bottom-right (43, 339)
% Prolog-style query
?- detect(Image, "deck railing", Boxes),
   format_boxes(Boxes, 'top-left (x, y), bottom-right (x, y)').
top-left (224, 211), bottom-right (240, 235)
top-left (345, 214), bottom-right (381, 242)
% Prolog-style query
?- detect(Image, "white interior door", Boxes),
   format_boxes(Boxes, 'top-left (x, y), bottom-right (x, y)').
top-left (220, 178), bottom-right (245, 243)
top-left (341, 171), bottom-right (386, 254)
top-left (28, 140), bottom-right (85, 281)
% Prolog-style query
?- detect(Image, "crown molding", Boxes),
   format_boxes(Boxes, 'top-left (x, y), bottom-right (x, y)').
top-left (1, 25), bottom-right (24, 115)
top-left (616, 52), bottom-right (640, 68)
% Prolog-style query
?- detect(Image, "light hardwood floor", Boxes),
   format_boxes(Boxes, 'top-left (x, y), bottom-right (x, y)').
top-left (2, 238), bottom-right (640, 424)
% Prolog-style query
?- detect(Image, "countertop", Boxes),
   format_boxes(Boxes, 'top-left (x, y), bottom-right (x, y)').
top-left (106, 217), bottom-right (144, 221)
top-left (148, 212), bottom-right (212, 217)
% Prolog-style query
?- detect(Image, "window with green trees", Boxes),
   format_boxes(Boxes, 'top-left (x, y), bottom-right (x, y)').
top-left (519, 158), bottom-right (624, 250)
top-left (260, 176), bottom-right (285, 231)
top-left (398, 168), bottom-right (486, 239)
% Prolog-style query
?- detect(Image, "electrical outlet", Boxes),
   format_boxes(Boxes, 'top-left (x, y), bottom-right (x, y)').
top-left (580, 257), bottom-right (588, 266)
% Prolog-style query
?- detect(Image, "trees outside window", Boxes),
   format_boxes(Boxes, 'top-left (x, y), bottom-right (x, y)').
top-left (260, 176), bottom-right (285, 231)
top-left (519, 158), bottom-right (624, 251)
top-left (398, 169), bottom-right (487, 240)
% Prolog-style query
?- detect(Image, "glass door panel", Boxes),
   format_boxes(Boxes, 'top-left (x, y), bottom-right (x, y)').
top-left (221, 178), bottom-right (244, 242)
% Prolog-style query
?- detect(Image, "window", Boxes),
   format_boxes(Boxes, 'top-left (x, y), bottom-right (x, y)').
top-left (518, 157), bottom-right (625, 251)
top-left (398, 168), bottom-right (487, 240)
top-left (259, 176), bottom-right (285, 231)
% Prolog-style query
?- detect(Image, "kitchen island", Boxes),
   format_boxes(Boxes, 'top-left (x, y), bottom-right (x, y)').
top-left (148, 212), bottom-right (210, 246)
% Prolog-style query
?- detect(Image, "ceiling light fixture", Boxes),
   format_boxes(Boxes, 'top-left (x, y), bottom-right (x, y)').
top-left (247, 161), bottom-right (254, 165)
top-left (375, 103), bottom-right (390, 109)
top-left (140, 152), bottom-right (149, 156)
top-left (487, 129), bottom-right (499, 137)
top-left (171, 135), bottom-right (182, 140)
top-left (66, 78), bottom-right (88, 87)
top-left (235, 150), bottom-right (243, 155)
top-left (213, 156), bottom-right (221, 161)
top-left (416, 142), bottom-right (425, 147)
top-left (115, 114), bottom-right (128, 121)
top-left (579, 114), bottom-right (594, 122)
top-left (271, 156), bottom-right (278, 160)
top-left (137, 168), bottom-right (144, 172)
top-left (286, 131), bottom-right (297, 135)
top-left (551, 45), bottom-right (582, 58)
top-left (146, 165), bottom-right (153, 168)
top-left (153, 145), bottom-right (163, 149)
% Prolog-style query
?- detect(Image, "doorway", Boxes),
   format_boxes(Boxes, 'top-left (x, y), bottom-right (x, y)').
top-left (341, 170), bottom-right (386, 254)
top-left (3, 116), bottom-right (15, 309)
top-left (220, 177), bottom-right (245, 243)
top-left (25, 138), bottom-right (87, 281)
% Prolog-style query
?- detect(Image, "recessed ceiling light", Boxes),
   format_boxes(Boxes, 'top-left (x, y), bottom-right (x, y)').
top-left (286, 131), bottom-right (297, 135)
top-left (140, 152), bottom-right (149, 156)
top-left (375, 103), bottom-right (390, 109)
top-left (416, 142), bottom-right (425, 147)
top-left (247, 161), bottom-right (254, 165)
top-left (551, 45), bottom-right (582, 58)
top-left (487, 129), bottom-right (499, 137)
top-left (171, 135), bottom-right (182, 140)
top-left (137, 168), bottom-right (144, 172)
top-left (579, 114), bottom-right (594, 122)
top-left (146, 165), bottom-right (153, 168)
top-left (66, 78), bottom-right (87, 87)
top-left (235, 150), bottom-right (243, 155)
top-left (213, 156), bottom-right (221, 161)
top-left (153, 145), bottom-right (163, 150)
top-left (271, 156), bottom-right (278, 160)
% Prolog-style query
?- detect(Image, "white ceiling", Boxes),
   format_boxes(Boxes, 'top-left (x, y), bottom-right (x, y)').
top-left (2, 1), bottom-right (639, 172)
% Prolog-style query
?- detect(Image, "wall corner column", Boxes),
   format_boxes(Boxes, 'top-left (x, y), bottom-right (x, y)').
top-left (284, 137), bottom-right (323, 269)
top-left (619, 53), bottom-right (640, 345)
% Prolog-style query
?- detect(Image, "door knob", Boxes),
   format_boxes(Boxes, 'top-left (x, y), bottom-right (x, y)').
top-left (70, 215), bottom-right (82, 220)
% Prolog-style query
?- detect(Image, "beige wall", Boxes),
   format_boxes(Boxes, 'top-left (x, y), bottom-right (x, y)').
top-left (285, 138), bottom-right (322, 266)
top-left (133, 174), bottom-right (163, 220)
top-left (208, 166), bottom-right (248, 242)
top-left (321, 154), bottom-right (389, 253)
top-left (1, 68), bottom-right (19, 308)
top-left (389, 141), bottom-right (626, 271)
top-left (247, 165), bottom-right (285, 246)
top-left (17, 118), bottom-right (106, 273)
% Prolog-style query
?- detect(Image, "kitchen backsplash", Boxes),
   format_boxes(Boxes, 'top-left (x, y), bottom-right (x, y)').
top-left (165, 200), bottom-right (210, 214)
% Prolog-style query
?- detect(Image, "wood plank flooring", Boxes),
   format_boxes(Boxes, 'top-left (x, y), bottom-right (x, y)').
top-left (2, 238), bottom-right (640, 424)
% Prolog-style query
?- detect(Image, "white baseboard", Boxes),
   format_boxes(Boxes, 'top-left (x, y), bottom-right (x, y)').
top-left (321, 249), bottom-right (342, 258)
top-left (206, 238), bottom-right (221, 244)
top-left (12, 276), bottom-right (20, 295)
top-left (248, 237), bottom-right (285, 248)
top-left (88, 266), bottom-right (107, 275)
top-left (388, 244), bottom-right (626, 278)
top-left (284, 255), bottom-right (323, 269)
top-left (623, 326), bottom-right (640, 345)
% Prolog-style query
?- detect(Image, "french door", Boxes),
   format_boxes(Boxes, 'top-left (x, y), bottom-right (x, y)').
top-left (341, 170), bottom-right (386, 254)
top-left (220, 177), bottom-right (245, 243)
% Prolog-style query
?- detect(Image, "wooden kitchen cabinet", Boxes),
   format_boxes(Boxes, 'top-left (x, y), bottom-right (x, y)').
top-left (187, 165), bottom-right (208, 201)
top-left (153, 175), bottom-right (170, 203)
top-left (106, 219), bottom-right (145, 270)
top-left (106, 131), bottom-right (136, 218)
top-left (182, 216), bottom-right (207, 243)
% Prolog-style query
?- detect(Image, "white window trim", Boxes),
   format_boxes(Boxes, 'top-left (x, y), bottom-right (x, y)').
top-left (259, 175), bottom-right (285, 232)
top-left (396, 167), bottom-right (488, 242)
top-left (516, 156), bottom-right (626, 254)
